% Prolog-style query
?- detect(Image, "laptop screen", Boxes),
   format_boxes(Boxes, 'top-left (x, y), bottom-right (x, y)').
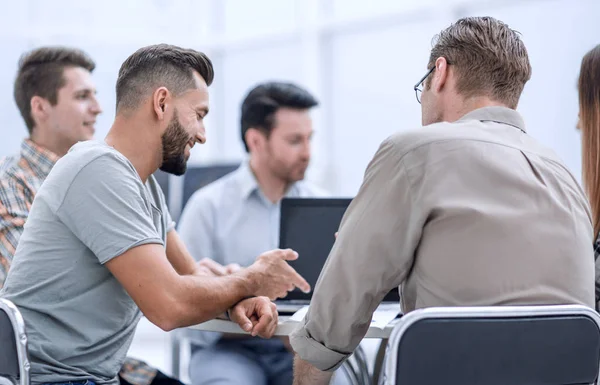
top-left (279, 197), bottom-right (400, 303)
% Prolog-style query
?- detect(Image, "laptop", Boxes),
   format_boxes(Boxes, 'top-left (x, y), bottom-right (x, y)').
top-left (276, 197), bottom-right (400, 314)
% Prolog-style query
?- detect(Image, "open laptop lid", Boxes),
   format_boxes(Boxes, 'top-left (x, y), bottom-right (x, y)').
top-left (278, 197), bottom-right (399, 304)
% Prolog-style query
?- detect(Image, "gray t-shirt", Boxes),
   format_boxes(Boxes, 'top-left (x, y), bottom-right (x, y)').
top-left (0, 140), bottom-right (174, 385)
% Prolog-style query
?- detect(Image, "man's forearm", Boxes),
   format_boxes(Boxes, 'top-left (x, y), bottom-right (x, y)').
top-left (165, 230), bottom-right (202, 276)
top-left (293, 356), bottom-right (333, 385)
top-left (171, 270), bottom-right (257, 328)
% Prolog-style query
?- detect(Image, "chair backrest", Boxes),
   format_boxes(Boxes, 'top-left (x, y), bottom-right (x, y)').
top-left (383, 305), bottom-right (600, 385)
top-left (0, 299), bottom-right (29, 385)
top-left (181, 164), bottom-right (239, 210)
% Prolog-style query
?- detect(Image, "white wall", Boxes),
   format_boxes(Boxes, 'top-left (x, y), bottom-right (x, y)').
top-left (0, 0), bottom-right (596, 197)
top-left (459, 0), bottom-right (599, 186)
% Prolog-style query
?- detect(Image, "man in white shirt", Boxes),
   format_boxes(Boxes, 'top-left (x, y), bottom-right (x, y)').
top-left (179, 82), bottom-right (348, 385)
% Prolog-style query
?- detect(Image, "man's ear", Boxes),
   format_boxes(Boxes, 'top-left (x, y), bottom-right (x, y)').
top-left (152, 87), bottom-right (170, 121)
top-left (245, 128), bottom-right (267, 153)
top-left (30, 95), bottom-right (50, 124)
top-left (432, 57), bottom-right (450, 93)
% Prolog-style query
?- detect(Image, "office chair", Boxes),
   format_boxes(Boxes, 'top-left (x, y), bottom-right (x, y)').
top-left (0, 298), bottom-right (30, 385)
top-left (341, 344), bottom-right (371, 385)
top-left (382, 304), bottom-right (600, 385)
top-left (180, 164), bottom-right (239, 209)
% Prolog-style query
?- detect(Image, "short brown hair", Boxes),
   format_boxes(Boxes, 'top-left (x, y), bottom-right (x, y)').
top-left (115, 44), bottom-right (214, 112)
top-left (428, 16), bottom-right (531, 108)
top-left (578, 44), bottom-right (600, 239)
top-left (14, 46), bottom-right (96, 133)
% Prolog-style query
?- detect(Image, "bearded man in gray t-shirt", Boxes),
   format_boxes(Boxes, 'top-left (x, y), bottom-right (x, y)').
top-left (0, 44), bottom-right (310, 385)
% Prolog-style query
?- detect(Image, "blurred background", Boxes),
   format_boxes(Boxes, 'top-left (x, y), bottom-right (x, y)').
top-left (1, 0), bottom-right (598, 379)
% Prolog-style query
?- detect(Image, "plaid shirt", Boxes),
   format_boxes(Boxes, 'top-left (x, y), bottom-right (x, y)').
top-left (0, 139), bottom-right (159, 385)
top-left (0, 139), bottom-right (59, 285)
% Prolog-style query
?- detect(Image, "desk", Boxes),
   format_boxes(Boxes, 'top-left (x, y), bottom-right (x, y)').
top-left (188, 315), bottom-right (399, 339)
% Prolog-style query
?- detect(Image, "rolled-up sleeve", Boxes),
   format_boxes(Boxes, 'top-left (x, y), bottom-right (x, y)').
top-left (290, 317), bottom-right (350, 371)
top-left (290, 135), bottom-right (425, 371)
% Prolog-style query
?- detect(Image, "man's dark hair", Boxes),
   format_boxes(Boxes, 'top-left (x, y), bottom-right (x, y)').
top-left (116, 44), bottom-right (214, 112)
top-left (14, 46), bottom-right (96, 134)
top-left (240, 82), bottom-right (319, 152)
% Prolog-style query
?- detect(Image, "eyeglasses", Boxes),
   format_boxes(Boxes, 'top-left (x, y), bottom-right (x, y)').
top-left (414, 67), bottom-right (435, 104)
top-left (414, 60), bottom-right (452, 103)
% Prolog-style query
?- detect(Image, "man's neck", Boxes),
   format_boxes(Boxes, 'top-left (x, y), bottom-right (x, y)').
top-left (105, 114), bottom-right (162, 183)
top-left (443, 97), bottom-right (509, 123)
top-left (29, 129), bottom-right (72, 158)
top-left (248, 157), bottom-right (290, 204)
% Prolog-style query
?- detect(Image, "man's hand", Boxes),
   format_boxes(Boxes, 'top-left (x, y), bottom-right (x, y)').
top-left (196, 258), bottom-right (227, 276)
top-left (225, 263), bottom-right (242, 274)
top-left (195, 258), bottom-right (243, 277)
top-left (242, 249), bottom-right (311, 300)
top-left (229, 297), bottom-right (278, 338)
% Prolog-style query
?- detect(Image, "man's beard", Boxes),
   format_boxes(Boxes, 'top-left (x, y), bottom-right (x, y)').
top-left (268, 155), bottom-right (309, 185)
top-left (160, 110), bottom-right (190, 176)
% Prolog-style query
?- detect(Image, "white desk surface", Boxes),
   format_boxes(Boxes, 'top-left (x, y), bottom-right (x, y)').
top-left (188, 304), bottom-right (402, 339)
